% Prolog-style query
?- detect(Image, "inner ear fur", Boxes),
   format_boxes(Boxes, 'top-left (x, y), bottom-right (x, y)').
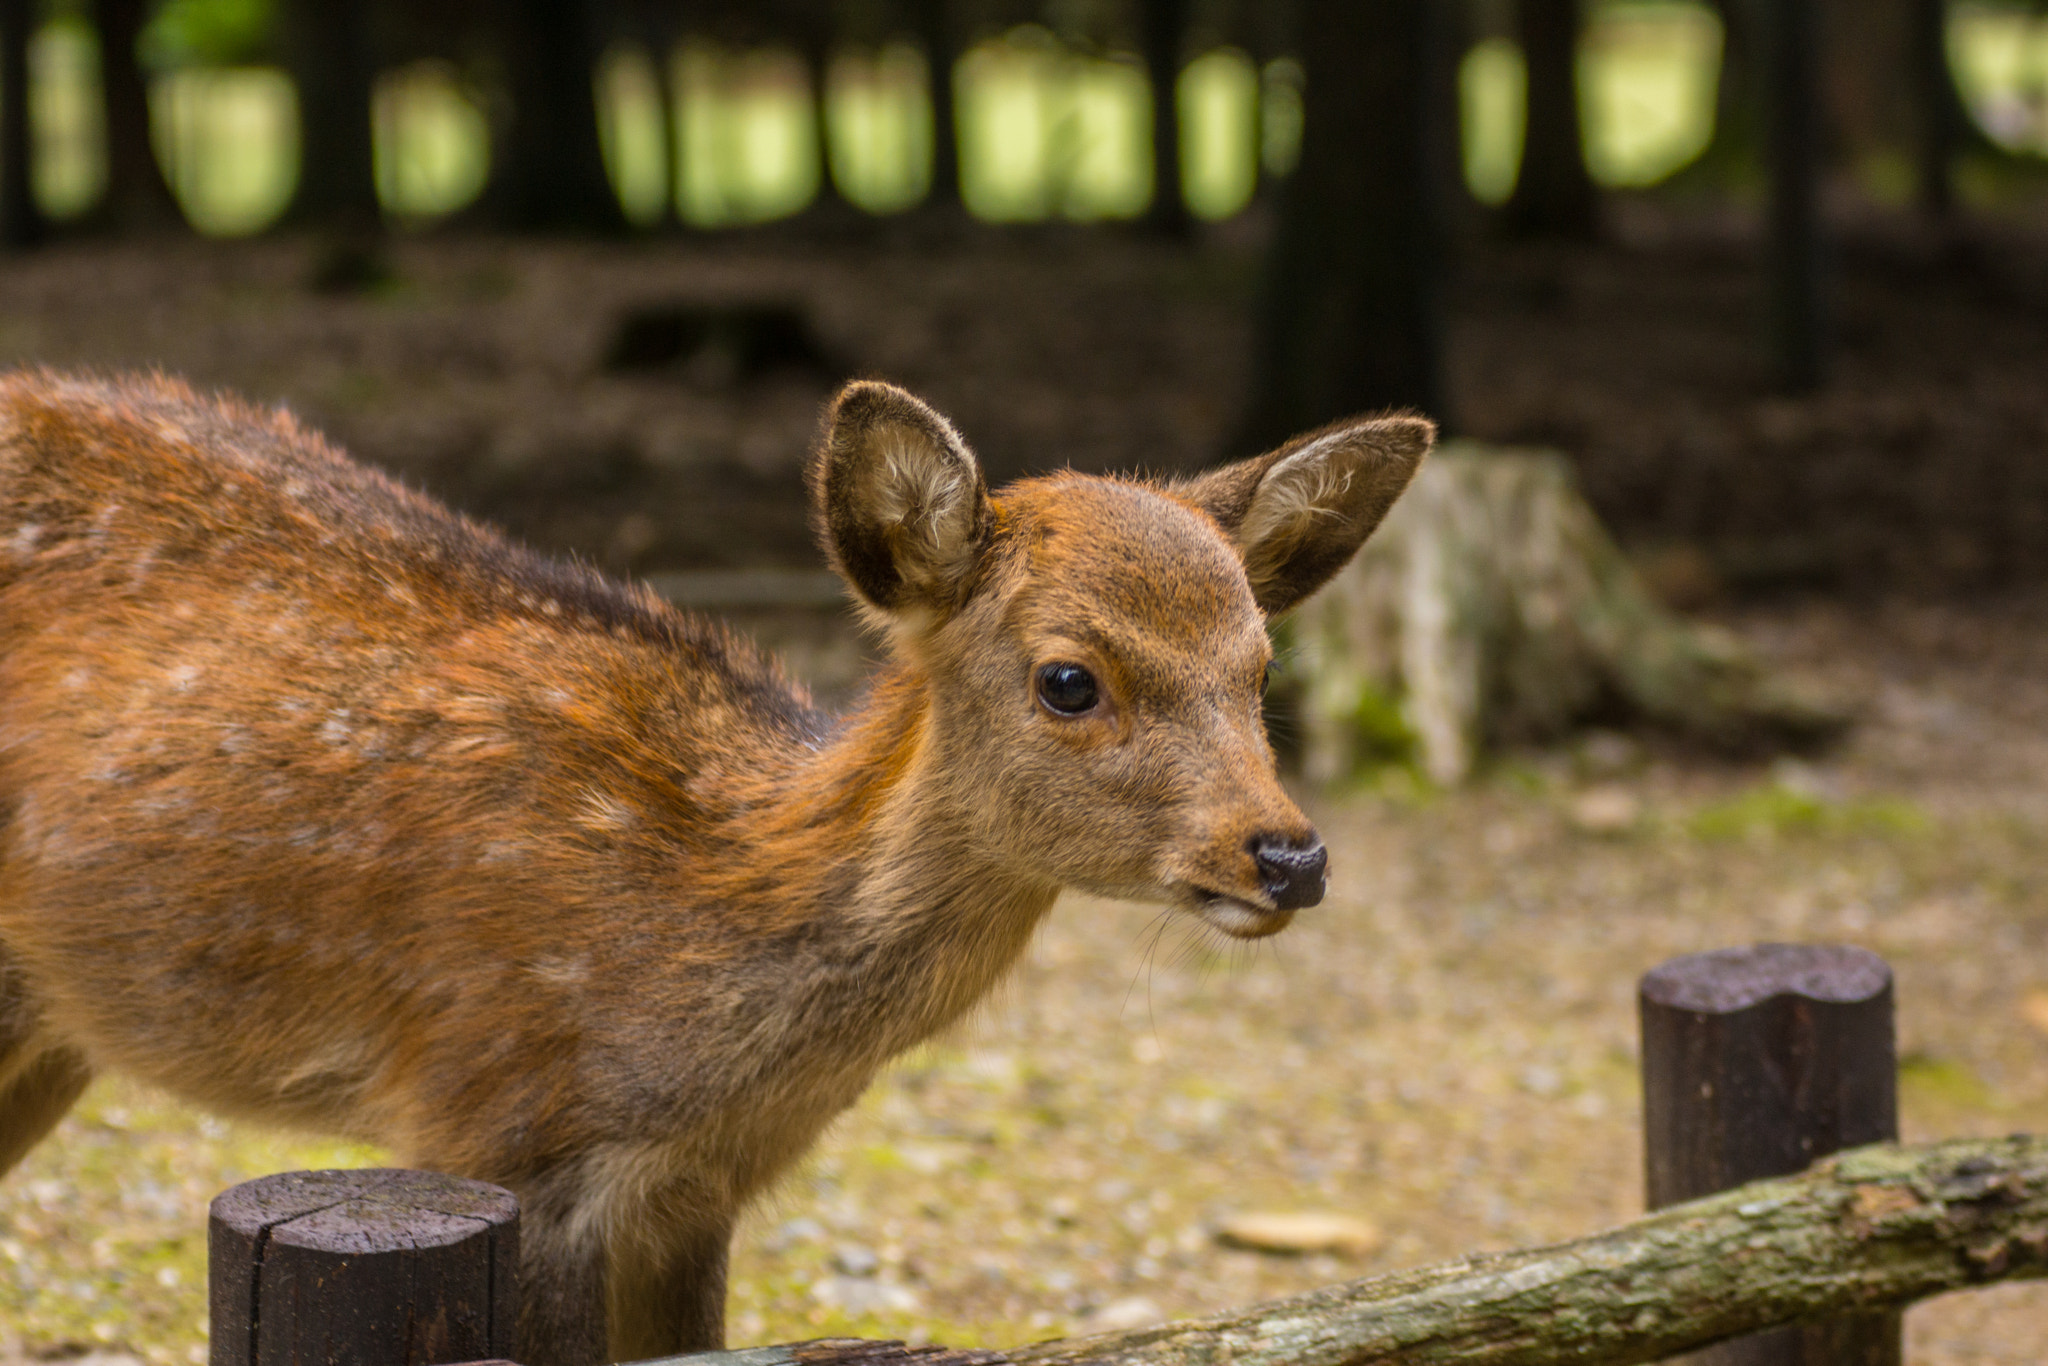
top-left (810, 381), bottom-right (995, 616)
top-left (1174, 412), bottom-right (1435, 615)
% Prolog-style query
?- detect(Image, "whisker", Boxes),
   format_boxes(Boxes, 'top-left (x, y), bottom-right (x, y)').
top-left (1123, 907), bottom-right (1176, 1026)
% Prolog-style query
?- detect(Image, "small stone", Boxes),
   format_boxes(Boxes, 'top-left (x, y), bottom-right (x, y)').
top-left (810, 1274), bottom-right (921, 1315)
top-left (764, 1216), bottom-right (827, 1253)
top-left (1576, 729), bottom-right (1641, 778)
top-left (1215, 1210), bottom-right (1382, 1257)
top-left (1084, 1296), bottom-right (1165, 1331)
top-left (831, 1242), bottom-right (880, 1277)
top-left (1569, 785), bottom-right (1641, 834)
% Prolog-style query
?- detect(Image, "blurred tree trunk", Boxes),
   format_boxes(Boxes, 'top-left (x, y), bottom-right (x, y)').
top-left (615, 0), bottom-right (679, 227)
top-left (1238, 0), bottom-right (1447, 449)
top-left (279, 0), bottom-right (381, 231)
top-left (1663, 0), bottom-right (1762, 188)
top-left (1908, 0), bottom-right (1955, 215)
top-left (97, 0), bottom-right (182, 231)
top-left (0, 0), bottom-right (39, 247)
top-left (644, 44), bottom-right (676, 228)
top-left (1504, 0), bottom-right (1597, 239)
top-left (798, 26), bottom-right (853, 219)
top-left (1223, 0), bottom-right (1295, 211)
top-left (1902, 0), bottom-right (2025, 217)
top-left (1433, 7), bottom-right (1485, 246)
top-left (1818, 0), bottom-right (1912, 170)
top-left (1140, 0), bottom-right (1189, 236)
top-left (1765, 0), bottom-right (1825, 391)
top-left (1698, 0), bottom-right (1991, 214)
top-left (908, 0), bottom-right (959, 209)
top-left (486, 0), bottom-right (627, 231)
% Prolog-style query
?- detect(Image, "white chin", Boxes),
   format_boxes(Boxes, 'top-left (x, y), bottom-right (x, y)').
top-left (1194, 896), bottom-right (1295, 939)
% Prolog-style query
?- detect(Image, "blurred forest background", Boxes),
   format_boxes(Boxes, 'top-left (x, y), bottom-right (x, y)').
top-left (6, 2), bottom-right (2048, 1365)
top-left (2, 0), bottom-right (2047, 598)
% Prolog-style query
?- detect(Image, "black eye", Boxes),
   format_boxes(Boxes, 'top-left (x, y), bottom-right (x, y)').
top-left (1261, 660), bottom-right (1276, 696)
top-left (1036, 663), bottom-right (1099, 716)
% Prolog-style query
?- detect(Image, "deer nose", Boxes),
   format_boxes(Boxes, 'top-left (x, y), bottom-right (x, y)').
top-left (1251, 834), bottom-right (1327, 911)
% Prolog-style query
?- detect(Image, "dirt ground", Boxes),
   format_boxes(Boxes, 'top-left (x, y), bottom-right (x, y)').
top-left (1, 222), bottom-right (2047, 1363)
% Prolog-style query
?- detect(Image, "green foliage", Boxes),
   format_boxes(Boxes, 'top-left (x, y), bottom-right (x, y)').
top-left (1352, 682), bottom-right (1419, 767)
top-left (1900, 1052), bottom-right (1996, 1110)
top-left (140, 0), bottom-right (274, 71)
top-left (1686, 782), bottom-right (1930, 842)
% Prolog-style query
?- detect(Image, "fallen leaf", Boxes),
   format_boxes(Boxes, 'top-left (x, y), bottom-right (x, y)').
top-left (1083, 1296), bottom-right (1165, 1332)
top-left (1215, 1211), bottom-right (1381, 1257)
top-left (1569, 786), bottom-right (1642, 835)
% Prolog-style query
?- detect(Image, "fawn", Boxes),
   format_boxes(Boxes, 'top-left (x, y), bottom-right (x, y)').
top-left (0, 370), bottom-right (1430, 1365)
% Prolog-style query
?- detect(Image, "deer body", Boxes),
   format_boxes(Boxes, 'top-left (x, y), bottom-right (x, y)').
top-left (0, 371), bottom-right (1428, 1365)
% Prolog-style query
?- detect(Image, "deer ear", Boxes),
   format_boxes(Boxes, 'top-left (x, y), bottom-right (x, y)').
top-left (811, 381), bottom-right (995, 618)
top-left (1176, 413), bottom-right (1434, 615)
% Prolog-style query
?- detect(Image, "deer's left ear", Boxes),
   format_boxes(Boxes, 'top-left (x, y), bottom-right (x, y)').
top-left (1174, 413), bottom-right (1434, 615)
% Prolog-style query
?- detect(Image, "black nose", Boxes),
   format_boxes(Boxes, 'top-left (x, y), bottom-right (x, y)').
top-left (1251, 835), bottom-right (1327, 911)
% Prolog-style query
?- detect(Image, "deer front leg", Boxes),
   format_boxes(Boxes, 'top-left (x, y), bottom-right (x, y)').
top-left (607, 1216), bottom-right (734, 1360)
top-left (513, 1181), bottom-right (611, 1366)
top-left (0, 1046), bottom-right (92, 1178)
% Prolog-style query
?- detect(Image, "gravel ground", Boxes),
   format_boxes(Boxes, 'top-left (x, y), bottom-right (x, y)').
top-left (3, 594), bottom-right (2046, 1366)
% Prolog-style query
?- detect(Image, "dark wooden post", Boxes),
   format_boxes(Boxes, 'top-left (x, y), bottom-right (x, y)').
top-left (210, 1168), bottom-right (520, 1366)
top-left (1640, 943), bottom-right (1900, 1366)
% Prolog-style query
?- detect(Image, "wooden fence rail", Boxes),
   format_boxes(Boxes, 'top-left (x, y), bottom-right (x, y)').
top-left (204, 946), bottom-right (2046, 1366)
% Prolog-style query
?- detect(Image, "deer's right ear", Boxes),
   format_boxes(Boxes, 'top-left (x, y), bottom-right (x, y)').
top-left (1175, 412), bottom-right (1434, 615)
top-left (811, 381), bottom-right (995, 618)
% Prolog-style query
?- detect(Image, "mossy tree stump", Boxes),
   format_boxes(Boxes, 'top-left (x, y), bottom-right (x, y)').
top-left (1286, 443), bottom-right (1852, 785)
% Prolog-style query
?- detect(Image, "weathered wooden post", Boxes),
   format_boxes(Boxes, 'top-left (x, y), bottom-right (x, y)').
top-left (209, 1168), bottom-right (520, 1366)
top-left (1640, 943), bottom-right (1899, 1366)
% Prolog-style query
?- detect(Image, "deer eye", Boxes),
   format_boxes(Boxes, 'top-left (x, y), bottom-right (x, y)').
top-left (1036, 663), bottom-right (1099, 716)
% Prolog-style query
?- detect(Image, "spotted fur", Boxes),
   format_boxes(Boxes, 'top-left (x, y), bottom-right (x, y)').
top-left (0, 371), bottom-right (1430, 1365)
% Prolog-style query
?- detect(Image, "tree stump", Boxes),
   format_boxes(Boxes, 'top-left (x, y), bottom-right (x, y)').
top-left (209, 1168), bottom-right (520, 1366)
top-left (1285, 442), bottom-right (1852, 785)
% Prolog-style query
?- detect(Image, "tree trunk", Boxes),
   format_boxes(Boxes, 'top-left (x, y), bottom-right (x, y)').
top-left (1661, 0), bottom-right (1761, 190)
top-left (1139, 0), bottom-right (1189, 237)
top-left (799, 28), bottom-right (856, 222)
top-left (485, 0), bottom-right (628, 232)
top-left (1765, 0), bottom-right (1826, 392)
top-left (1817, 0), bottom-right (1912, 172)
top-left (1504, 0), bottom-right (1597, 239)
top-left (907, 0), bottom-right (960, 211)
top-left (96, 0), bottom-right (184, 232)
top-left (0, 0), bottom-right (39, 248)
top-left (617, 0), bottom-right (679, 228)
top-left (652, 1136), bottom-right (2048, 1366)
top-left (1285, 444), bottom-right (1849, 786)
top-left (1908, 0), bottom-right (1955, 216)
top-left (279, 0), bottom-right (382, 231)
top-left (1237, 0), bottom-right (1448, 451)
top-left (1691, 0), bottom-right (2003, 214)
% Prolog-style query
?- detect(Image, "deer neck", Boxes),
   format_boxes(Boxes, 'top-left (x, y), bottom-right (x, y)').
top-left (754, 662), bottom-right (1059, 1057)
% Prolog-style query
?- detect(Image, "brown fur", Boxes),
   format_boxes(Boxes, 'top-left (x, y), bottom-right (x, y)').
top-left (0, 371), bottom-right (1430, 1365)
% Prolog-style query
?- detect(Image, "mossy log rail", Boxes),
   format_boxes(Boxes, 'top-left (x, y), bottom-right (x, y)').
top-left (651, 1135), bottom-right (2048, 1366)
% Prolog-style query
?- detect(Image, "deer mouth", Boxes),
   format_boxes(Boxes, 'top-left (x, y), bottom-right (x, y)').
top-left (1189, 891), bottom-right (1296, 939)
